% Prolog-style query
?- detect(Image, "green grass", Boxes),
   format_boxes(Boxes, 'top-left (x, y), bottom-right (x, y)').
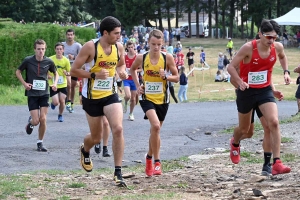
top-left (281, 153), bottom-right (297, 162)
top-left (0, 175), bottom-right (29, 199)
top-left (102, 192), bottom-right (177, 200)
top-left (281, 137), bottom-right (293, 143)
top-left (66, 182), bottom-right (86, 188)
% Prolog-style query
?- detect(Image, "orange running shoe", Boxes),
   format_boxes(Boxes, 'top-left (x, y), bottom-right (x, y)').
top-left (272, 160), bottom-right (291, 175)
top-left (230, 137), bottom-right (240, 164)
top-left (145, 157), bottom-right (153, 176)
top-left (153, 162), bottom-right (162, 175)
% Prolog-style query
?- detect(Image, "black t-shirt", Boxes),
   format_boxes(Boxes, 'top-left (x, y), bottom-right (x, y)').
top-left (18, 55), bottom-right (56, 97)
top-left (283, 32), bottom-right (288, 40)
top-left (186, 52), bottom-right (194, 60)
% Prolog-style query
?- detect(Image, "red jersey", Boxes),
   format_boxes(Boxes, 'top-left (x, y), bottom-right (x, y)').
top-left (240, 40), bottom-right (276, 88)
top-left (125, 54), bottom-right (136, 80)
top-left (78, 77), bottom-right (83, 93)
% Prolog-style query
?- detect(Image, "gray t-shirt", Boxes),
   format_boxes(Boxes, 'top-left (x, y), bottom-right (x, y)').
top-left (18, 55), bottom-right (56, 97)
top-left (62, 41), bottom-right (82, 63)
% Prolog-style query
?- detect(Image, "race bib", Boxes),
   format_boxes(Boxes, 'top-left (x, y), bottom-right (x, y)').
top-left (126, 68), bottom-right (131, 75)
top-left (32, 80), bottom-right (46, 90)
top-left (189, 56), bottom-right (193, 59)
top-left (93, 77), bottom-right (113, 91)
top-left (57, 76), bottom-right (64, 85)
top-left (248, 70), bottom-right (267, 85)
top-left (145, 82), bottom-right (163, 94)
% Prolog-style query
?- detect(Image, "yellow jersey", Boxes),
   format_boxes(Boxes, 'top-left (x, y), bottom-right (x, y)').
top-left (49, 55), bottom-right (70, 88)
top-left (82, 39), bottom-right (119, 99)
top-left (142, 52), bottom-right (169, 104)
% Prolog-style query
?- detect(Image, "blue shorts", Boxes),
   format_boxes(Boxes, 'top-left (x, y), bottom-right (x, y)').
top-left (123, 80), bottom-right (137, 91)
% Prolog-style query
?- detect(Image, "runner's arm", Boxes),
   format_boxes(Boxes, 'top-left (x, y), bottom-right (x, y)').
top-left (130, 54), bottom-right (143, 89)
top-left (166, 53), bottom-right (179, 83)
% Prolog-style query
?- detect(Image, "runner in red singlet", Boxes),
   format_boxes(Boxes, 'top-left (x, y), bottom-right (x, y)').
top-left (227, 19), bottom-right (291, 175)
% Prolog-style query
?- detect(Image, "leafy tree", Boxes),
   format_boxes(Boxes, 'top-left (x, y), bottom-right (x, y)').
top-left (85, 0), bottom-right (116, 20)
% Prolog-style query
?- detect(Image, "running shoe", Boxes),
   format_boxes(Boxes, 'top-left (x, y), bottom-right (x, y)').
top-left (153, 162), bottom-right (162, 175)
top-left (80, 144), bottom-right (93, 172)
top-left (58, 115), bottom-right (64, 122)
top-left (94, 143), bottom-right (101, 154)
top-left (37, 142), bottom-right (48, 152)
top-left (66, 102), bottom-right (71, 112)
top-left (272, 160), bottom-right (291, 175)
top-left (25, 116), bottom-right (34, 135)
top-left (128, 113), bottom-right (134, 121)
top-left (69, 104), bottom-right (74, 113)
top-left (113, 173), bottom-right (127, 187)
top-left (145, 155), bottom-right (153, 176)
top-left (102, 148), bottom-right (110, 157)
top-left (123, 101), bottom-right (127, 113)
top-left (261, 163), bottom-right (272, 176)
top-left (230, 137), bottom-right (240, 164)
top-left (50, 103), bottom-right (56, 110)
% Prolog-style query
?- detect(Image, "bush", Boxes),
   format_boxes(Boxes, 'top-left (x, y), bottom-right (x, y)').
top-left (0, 22), bottom-right (95, 85)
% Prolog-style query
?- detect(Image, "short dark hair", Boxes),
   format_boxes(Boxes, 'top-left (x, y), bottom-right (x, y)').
top-left (55, 42), bottom-right (64, 49)
top-left (66, 29), bottom-right (75, 34)
top-left (34, 39), bottom-right (46, 49)
top-left (100, 16), bottom-right (121, 35)
top-left (260, 19), bottom-right (280, 35)
top-left (126, 40), bottom-right (134, 47)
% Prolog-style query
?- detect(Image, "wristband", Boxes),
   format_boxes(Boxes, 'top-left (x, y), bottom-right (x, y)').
top-left (284, 69), bottom-right (290, 75)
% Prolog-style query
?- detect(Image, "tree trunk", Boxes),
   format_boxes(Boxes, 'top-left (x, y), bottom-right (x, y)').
top-left (229, 0), bottom-right (235, 38)
top-left (157, 0), bottom-right (163, 31)
top-left (241, 0), bottom-right (244, 39)
top-left (208, 0), bottom-right (212, 37)
top-left (277, 0), bottom-right (280, 17)
top-left (176, 0), bottom-right (179, 28)
top-left (188, 10), bottom-right (191, 38)
top-left (196, 10), bottom-right (200, 37)
top-left (214, 0), bottom-right (219, 38)
top-left (250, 18), bottom-right (254, 39)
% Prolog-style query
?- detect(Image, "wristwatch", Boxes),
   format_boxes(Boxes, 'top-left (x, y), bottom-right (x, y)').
top-left (91, 72), bottom-right (96, 80)
top-left (283, 70), bottom-right (290, 75)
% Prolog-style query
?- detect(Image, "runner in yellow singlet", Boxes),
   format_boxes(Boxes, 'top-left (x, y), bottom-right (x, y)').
top-left (70, 16), bottom-right (128, 187)
top-left (130, 29), bottom-right (179, 177)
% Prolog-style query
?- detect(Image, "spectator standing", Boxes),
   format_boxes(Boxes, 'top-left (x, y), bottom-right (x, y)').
top-left (178, 67), bottom-right (188, 102)
top-left (175, 27), bottom-right (181, 41)
top-left (186, 48), bottom-right (195, 76)
top-left (217, 52), bottom-right (224, 71)
top-left (163, 28), bottom-right (169, 45)
top-left (200, 49), bottom-right (206, 67)
top-left (297, 30), bottom-right (300, 48)
top-left (226, 37), bottom-right (234, 60)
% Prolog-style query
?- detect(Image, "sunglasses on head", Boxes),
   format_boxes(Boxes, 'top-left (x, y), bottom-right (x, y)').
top-left (262, 33), bottom-right (278, 40)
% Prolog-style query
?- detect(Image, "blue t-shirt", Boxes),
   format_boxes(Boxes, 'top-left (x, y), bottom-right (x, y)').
top-left (200, 52), bottom-right (206, 61)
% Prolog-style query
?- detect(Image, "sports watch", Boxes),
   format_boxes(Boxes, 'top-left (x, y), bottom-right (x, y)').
top-left (91, 72), bottom-right (96, 80)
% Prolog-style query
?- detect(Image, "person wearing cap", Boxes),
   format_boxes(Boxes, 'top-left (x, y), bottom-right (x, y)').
top-left (186, 48), bottom-right (195, 76)
top-left (227, 37), bottom-right (234, 60)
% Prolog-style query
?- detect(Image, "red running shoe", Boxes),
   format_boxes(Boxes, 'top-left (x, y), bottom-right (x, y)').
top-left (230, 137), bottom-right (240, 164)
top-left (272, 160), bottom-right (291, 175)
top-left (145, 156), bottom-right (153, 176)
top-left (153, 162), bottom-right (162, 175)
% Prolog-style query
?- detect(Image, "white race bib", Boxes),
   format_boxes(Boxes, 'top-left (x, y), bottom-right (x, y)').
top-left (145, 82), bottom-right (163, 94)
top-left (248, 70), bottom-right (267, 85)
top-left (32, 80), bottom-right (46, 90)
top-left (126, 68), bottom-right (131, 75)
top-left (189, 56), bottom-right (193, 59)
top-left (57, 76), bottom-right (64, 85)
top-left (93, 77), bottom-right (113, 91)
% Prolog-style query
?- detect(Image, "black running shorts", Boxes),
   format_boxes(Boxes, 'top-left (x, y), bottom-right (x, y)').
top-left (27, 95), bottom-right (49, 111)
top-left (82, 93), bottom-right (121, 117)
top-left (295, 84), bottom-right (300, 99)
top-left (188, 59), bottom-right (194, 66)
top-left (117, 81), bottom-right (122, 87)
top-left (236, 86), bottom-right (275, 114)
top-left (71, 76), bottom-right (78, 81)
top-left (50, 87), bottom-right (68, 97)
top-left (139, 100), bottom-right (169, 121)
top-left (251, 106), bottom-right (263, 123)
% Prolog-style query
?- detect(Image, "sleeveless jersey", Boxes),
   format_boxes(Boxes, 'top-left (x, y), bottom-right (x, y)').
top-left (82, 39), bottom-right (119, 99)
top-left (125, 54), bottom-right (136, 80)
top-left (141, 52), bottom-right (169, 104)
top-left (240, 40), bottom-right (276, 88)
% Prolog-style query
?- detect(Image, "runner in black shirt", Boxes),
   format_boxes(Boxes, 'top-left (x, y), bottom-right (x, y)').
top-left (16, 39), bottom-right (58, 152)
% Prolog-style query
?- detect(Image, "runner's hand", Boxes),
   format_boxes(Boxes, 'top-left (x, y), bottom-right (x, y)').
top-left (159, 67), bottom-right (166, 79)
top-left (24, 83), bottom-right (32, 90)
top-left (238, 82), bottom-right (249, 91)
top-left (273, 90), bottom-right (284, 101)
top-left (50, 84), bottom-right (57, 92)
top-left (119, 71), bottom-right (128, 80)
top-left (138, 85), bottom-right (145, 95)
top-left (97, 69), bottom-right (109, 79)
top-left (284, 74), bottom-right (291, 85)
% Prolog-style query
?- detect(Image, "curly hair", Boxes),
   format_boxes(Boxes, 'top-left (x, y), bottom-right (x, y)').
top-left (100, 16), bottom-right (121, 35)
top-left (260, 19), bottom-right (280, 35)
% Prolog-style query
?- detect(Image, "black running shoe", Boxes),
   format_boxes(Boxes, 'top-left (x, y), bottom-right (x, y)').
top-left (37, 142), bottom-right (48, 152)
top-left (261, 163), bottom-right (272, 176)
top-left (94, 143), bottom-right (101, 154)
top-left (25, 123), bottom-right (34, 135)
top-left (102, 148), bottom-right (110, 157)
top-left (113, 173), bottom-right (127, 187)
top-left (80, 144), bottom-right (93, 172)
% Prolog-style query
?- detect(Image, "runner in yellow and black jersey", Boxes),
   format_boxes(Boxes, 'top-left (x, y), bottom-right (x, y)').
top-left (130, 29), bottom-right (179, 177)
top-left (70, 16), bottom-right (128, 187)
